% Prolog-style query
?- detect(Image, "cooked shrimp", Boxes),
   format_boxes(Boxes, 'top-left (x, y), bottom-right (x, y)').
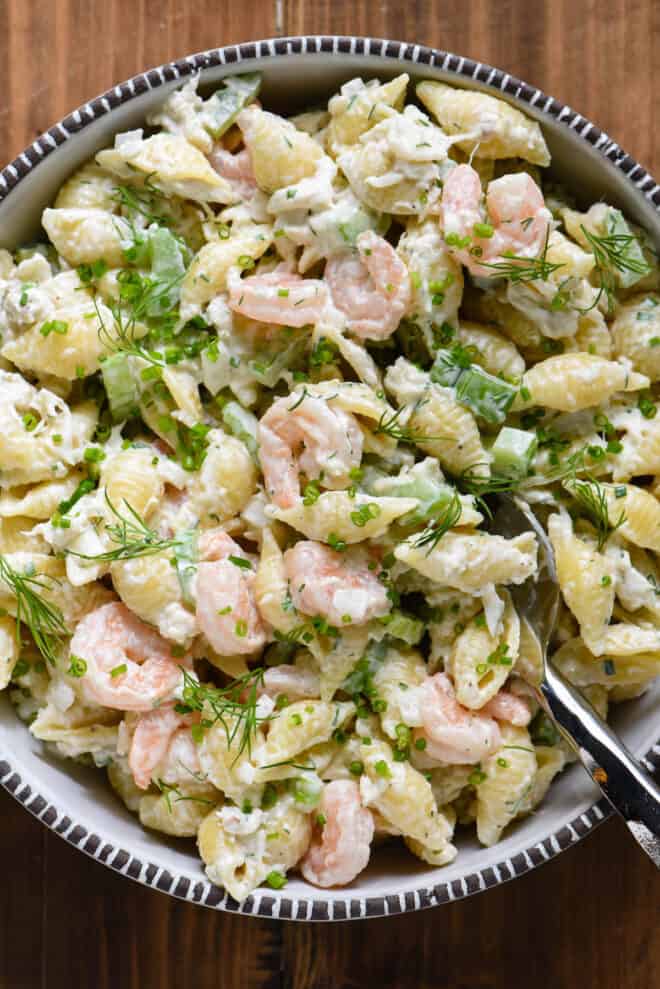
top-left (441, 163), bottom-right (552, 277)
top-left (416, 673), bottom-right (501, 764)
top-left (325, 230), bottom-right (411, 340)
top-left (198, 528), bottom-right (241, 562)
top-left (300, 779), bottom-right (374, 888)
top-left (258, 391), bottom-right (363, 509)
top-left (196, 531), bottom-right (268, 655)
top-left (284, 541), bottom-right (389, 626)
top-left (261, 665), bottom-right (321, 701)
top-left (209, 146), bottom-right (257, 201)
top-left (227, 267), bottom-right (329, 327)
top-left (70, 602), bottom-right (187, 712)
top-left (481, 689), bottom-right (532, 727)
top-left (129, 704), bottom-right (201, 790)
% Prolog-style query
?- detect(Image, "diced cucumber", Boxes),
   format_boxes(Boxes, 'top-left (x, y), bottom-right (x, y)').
top-left (101, 352), bottom-right (139, 423)
top-left (173, 528), bottom-right (198, 606)
top-left (430, 348), bottom-right (517, 424)
top-left (491, 427), bottom-right (538, 479)
top-left (605, 208), bottom-right (650, 289)
top-left (222, 400), bottom-right (259, 457)
top-left (379, 609), bottom-right (425, 645)
top-left (203, 73), bottom-right (261, 139)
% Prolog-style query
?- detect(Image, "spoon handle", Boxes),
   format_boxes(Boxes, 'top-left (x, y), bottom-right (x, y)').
top-left (538, 663), bottom-right (660, 867)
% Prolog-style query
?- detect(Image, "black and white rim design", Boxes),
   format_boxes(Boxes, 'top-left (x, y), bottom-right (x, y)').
top-left (0, 36), bottom-right (658, 920)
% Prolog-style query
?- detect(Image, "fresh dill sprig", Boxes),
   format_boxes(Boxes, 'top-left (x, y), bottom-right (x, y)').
top-left (540, 444), bottom-right (589, 483)
top-left (94, 270), bottom-right (183, 366)
top-left (410, 489), bottom-right (462, 553)
top-left (259, 758), bottom-right (316, 771)
top-left (563, 476), bottom-right (626, 550)
top-left (153, 778), bottom-right (215, 814)
top-left (273, 625), bottom-right (315, 645)
top-left (66, 494), bottom-right (179, 562)
top-left (374, 406), bottom-right (445, 444)
top-left (579, 223), bottom-right (651, 313)
top-left (112, 176), bottom-right (171, 228)
top-left (455, 464), bottom-right (521, 519)
top-left (0, 556), bottom-right (67, 666)
top-left (177, 667), bottom-right (268, 763)
top-left (458, 463), bottom-right (520, 497)
top-left (480, 227), bottom-right (564, 283)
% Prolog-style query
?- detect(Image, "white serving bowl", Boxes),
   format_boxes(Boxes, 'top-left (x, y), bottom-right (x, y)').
top-left (0, 36), bottom-right (658, 922)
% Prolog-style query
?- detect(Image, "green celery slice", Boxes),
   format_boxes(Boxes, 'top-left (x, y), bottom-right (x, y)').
top-left (173, 529), bottom-right (198, 606)
top-left (430, 349), bottom-right (517, 424)
top-left (380, 609), bottom-right (425, 645)
top-left (204, 73), bottom-right (262, 139)
top-left (222, 400), bottom-right (259, 457)
top-left (101, 352), bottom-right (139, 423)
top-left (491, 427), bottom-right (538, 478)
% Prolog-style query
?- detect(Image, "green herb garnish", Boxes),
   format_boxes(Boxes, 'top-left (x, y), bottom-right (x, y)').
top-left (410, 489), bottom-right (462, 553)
top-left (177, 667), bottom-right (268, 762)
top-left (0, 556), bottom-right (67, 667)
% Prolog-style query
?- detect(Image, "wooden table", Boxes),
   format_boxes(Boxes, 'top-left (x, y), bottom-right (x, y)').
top-left (0, 2), bottom-right (658, 986)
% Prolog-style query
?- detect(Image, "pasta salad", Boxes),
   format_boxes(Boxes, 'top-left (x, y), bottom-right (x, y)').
top-left (0, 71), bottom-right (658, 900)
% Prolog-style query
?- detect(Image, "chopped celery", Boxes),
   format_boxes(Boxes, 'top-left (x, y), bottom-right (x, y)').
top-left (342, 639), bottom-right (388, 697)
top-left (370, 458), bottom-right (455, 525)
top-left (605, 208), bottom-right (649, 288)
top-left (379, 609), bottom-right (425, 645)
top-left (145, 227), bottom-right (187, 317)
top-left (491, 427), bottom-right (538, 479)
top-left (173, 529), bottom-right (198, 606)
top-left (249, 334), bottom-right (307, 388)
top-left (430, 348), bottom-right (517, 424)
top-left (222, 400), bottom-right (259, 457)
top-left (101, 352), bottom-right (139, 422)
top-left (149, 226), bottom-right (187, 281)
top-left (301, 190), bottom-right (390, 256)
top-left (204, 73), bottom-right (261, 139)
top-left (337, 207), bottom-right (390, 246)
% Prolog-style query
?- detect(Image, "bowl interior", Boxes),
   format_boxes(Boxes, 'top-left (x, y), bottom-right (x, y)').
top-left (0, 45), bottom-right (658, 916)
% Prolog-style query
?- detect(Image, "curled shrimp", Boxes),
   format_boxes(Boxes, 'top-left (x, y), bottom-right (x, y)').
top-left (441, 163), bottom-right (552, 277)
top-left (261, 665), bottom-right (321, 701)
top-left (257, 391), bottom-right (363, 509)
top-left (128, 704), bottom-right (201, 790)
top-left (196, 531), bottom-right (268, 655)
top-left (227, 267), bottom-right (329, 327)
top-left (209, 146), bottom-right (257, 201)
top-left (70, 602), bottom-right (187, 712)
top-left (325, 230), bottom-right (411, 340)
top-left (300, 779), bottom-right (374, 888)
top-left (284, 541), bottom-right (389, 626)
top-left (415, 673), bottom-right (502, 764)
top-left (481, 689), bottom-right (532, 727)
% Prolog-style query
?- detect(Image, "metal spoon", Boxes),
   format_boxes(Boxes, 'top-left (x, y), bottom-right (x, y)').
top-left (491, 495), bottom-right (660, 866)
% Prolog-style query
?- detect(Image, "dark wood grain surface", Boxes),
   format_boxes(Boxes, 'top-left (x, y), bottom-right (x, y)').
top-left (0, 2), bottom-right (658, 986)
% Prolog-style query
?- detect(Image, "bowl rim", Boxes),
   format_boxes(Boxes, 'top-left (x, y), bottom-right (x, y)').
top-left (0, 34), bottom-right (658, 922)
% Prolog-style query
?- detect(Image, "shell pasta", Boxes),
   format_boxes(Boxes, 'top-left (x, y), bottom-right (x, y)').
top-left (0, 71), bottom-right (656, 903)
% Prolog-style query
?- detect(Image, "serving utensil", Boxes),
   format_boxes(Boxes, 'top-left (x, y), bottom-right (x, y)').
top-left (491, 495), bottom-right (660, 866)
